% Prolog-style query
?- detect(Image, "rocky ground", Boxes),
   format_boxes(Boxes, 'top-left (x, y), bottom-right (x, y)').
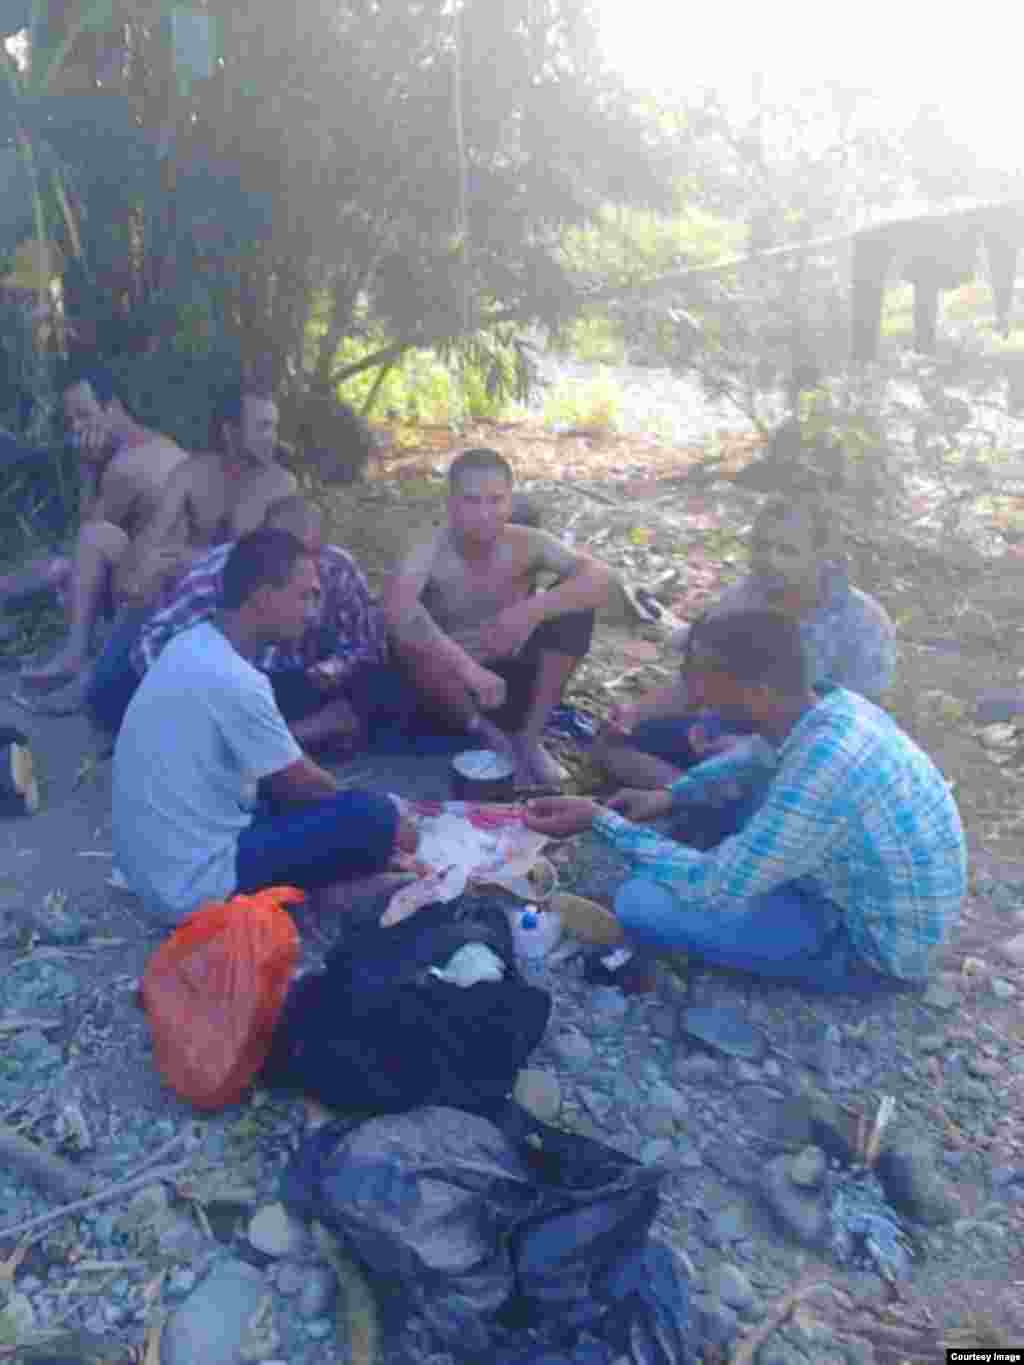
top-left (2, 377), bottom-right (1024, 1362)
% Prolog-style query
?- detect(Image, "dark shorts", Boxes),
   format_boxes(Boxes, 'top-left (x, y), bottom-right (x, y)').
top-left (629, 709), bottom-right (755, 771)
top-left (630, 709), bottom-right (758, 850)
top-left (485, 609), bottom-right (595, 733)
top-left (236, 789), bottom-right (397, 892)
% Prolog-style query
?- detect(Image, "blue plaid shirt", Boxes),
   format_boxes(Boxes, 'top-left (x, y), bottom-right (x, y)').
top-left (592, 689), bottom-right (965, 981)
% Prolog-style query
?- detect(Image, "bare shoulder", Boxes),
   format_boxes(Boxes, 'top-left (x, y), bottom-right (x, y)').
top-left (509, 524), bottom-right (582, 575)
top-left (394, 524), bottom-right (449, 578)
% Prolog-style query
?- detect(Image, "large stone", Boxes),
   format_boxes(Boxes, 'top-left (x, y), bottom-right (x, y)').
top-left (682, 1007), bottom-right (767, 1061)
top-left (513, 1068), bottom-right (561, 1122)
top-left (161, 1259), bottom-right (269, 1365)
top-left (735, 1089), bottom-right (811, 1149)
top-left (248, 1202), bottom-right (311, 1259)
top-left (760, 1153), bottom-right (827, 1245)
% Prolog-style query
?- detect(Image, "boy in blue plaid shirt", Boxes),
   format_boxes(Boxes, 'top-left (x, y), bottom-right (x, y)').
top-left (526, 611), bottom-right (964, 994)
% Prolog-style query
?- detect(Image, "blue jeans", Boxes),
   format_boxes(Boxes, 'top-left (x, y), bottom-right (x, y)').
top-left (236, 790), bottom-right (398, 892)
top-left (84, 606), bottom-right (148, 735)
top-left (614, 876), bottom-right (902, 995)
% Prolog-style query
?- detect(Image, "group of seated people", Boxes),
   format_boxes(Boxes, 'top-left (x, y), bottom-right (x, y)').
top-left (3, 365), bottom-right (967, 999)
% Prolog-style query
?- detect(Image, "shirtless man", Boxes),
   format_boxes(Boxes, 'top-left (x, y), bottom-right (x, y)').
top-left (122, 381), bottom-right (297, 606)
top-left (11, 365), bottom-right (187, 688)
top-left (384, 448), bottom-right (612, 786)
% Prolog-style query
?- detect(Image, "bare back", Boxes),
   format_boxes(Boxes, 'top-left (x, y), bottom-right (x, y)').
top-left (95, 434), bottom-right (188, 538)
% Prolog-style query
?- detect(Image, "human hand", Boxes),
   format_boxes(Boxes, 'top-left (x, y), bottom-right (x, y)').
top-left (463, 661), bottom-right (507, 711)
top-left (306, 657), bottom-right (349, 694)
top-left (687, 722), bottom-right (746, 761)
top-left (70, 418), bottom-right (112, 465)
top-left (605, 787), bottom-right (673, 822)
top-left (600, 701), bottom-right (640, 740)
top-left (124, 545), bottom-right (191, 603)
top-left (523, 795), bottom-right (598, 837)
top-left (395, 815), bottom-right (420, 855)
top-left (471, 604), bottom-right (537, 661)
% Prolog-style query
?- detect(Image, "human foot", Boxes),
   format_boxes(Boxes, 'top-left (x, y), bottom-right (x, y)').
top-left (514, 738), bottom-right (568, 788)
top-left (468, 714), bottom-right (518, 761)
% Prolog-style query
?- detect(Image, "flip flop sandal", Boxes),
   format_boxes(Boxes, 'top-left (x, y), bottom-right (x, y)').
top-left (0, 726), bottom-right (39, 814)
top-left (549, 892), bottom-right (624, 946)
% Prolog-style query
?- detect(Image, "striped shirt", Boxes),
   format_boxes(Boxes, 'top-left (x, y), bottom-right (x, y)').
top-left (592, 689), bottom-right (965, 981)
top-left (132, 543), bottom-right (386, 680)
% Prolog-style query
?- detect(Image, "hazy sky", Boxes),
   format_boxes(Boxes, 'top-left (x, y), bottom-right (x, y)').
top-left (595, 0), bottom-right (1024, 175)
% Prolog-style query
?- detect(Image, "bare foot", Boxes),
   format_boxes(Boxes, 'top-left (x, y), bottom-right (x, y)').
top-left (514, 738), bottom-right (568, 788)
top-left (469, 714), bottom-right (518, 761)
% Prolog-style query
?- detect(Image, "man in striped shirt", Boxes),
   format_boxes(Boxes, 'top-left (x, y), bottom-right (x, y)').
top-left (526, 610), bottom-right (964, 994)
top-left (85, 496), bottom-right (393, 754)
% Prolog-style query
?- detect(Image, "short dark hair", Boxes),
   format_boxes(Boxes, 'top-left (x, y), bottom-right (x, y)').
top-left (686, 609), bottom-right (810, 696)
top-left (209, 380), bottom-right (275, 451)
top-left (755, 495), bottom-right (833, 552)
top-left (221, 528), bottom-right (310, 610)
top-left (60, 362), bottom-right (121, 406)
top-left (448, 447), bottom-right (514, 491)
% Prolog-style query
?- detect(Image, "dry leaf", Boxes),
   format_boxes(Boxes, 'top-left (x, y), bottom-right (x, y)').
top-left (0, 1238), bottom-right (29, 1281)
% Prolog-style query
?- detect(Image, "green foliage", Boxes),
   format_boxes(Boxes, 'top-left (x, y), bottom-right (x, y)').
top-left (327, 339), bottom-right (517, 428)
top-left (542, 372), bottom-right (621, 431)
top-left (556, 315), bottom-right (626, 365)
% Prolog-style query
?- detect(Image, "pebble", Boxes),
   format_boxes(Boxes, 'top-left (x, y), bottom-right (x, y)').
top-left (991, 977), bottom-right (1017, 999)
top-left (757, 1347), bottom-right (805, 1365)
top-left (674, 1051), bottom-right (724, 1083)
top-left (708, 1204), bottom-right (750, 1246)
top-left (706, 1260), bottom-right (757, 1311)
top-left (999, 932), bottom-right (1024, 966)
top-left (922, 983), bottom-right (959, 1010)
top-left (549, 1027), bottom-right (595, 1069)
top-left (162, 1260), bottom-right (269, 1365)
top-left (760, 1154), bottom-right (827, 1245)
top-left (298, 1266), bottom-right (336, 1318)
top-left (682, 1006), bottom-right (767, 1061)
top-left (789, 1146), bottom-right (827, 1189)
top-left (275, 1262), bottom-right (307, 1296)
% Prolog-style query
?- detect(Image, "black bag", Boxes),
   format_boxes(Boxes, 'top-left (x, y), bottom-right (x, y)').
top-left (260, 895), bottom-right (551, 1118)
top-left (280, 1102), bottom-right (693, 1364)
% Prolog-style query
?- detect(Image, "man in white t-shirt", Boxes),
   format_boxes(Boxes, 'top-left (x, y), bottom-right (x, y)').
top-left (113, 527), bottom-right (417, 924)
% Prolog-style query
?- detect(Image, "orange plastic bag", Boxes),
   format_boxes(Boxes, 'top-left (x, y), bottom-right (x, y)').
top-left (141, 886), bottom-right (304, 1110)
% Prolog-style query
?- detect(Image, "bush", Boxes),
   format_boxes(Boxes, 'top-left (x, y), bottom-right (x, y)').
top-left (542, 372), bottom-right (621, 431)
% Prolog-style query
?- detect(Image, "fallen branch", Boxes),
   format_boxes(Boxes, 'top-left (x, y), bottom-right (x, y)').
top-left (0, 1160), bottom-right (190, 1245)
top-left (728, 1276), bottom-right (833, 1365)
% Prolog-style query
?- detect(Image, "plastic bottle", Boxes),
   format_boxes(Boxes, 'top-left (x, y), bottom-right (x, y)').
top-left (507, 903), bottom-right (563, 963)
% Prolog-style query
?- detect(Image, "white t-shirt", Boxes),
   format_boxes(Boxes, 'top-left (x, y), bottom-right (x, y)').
top-left (113, 621), bottom-right (302, 921)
